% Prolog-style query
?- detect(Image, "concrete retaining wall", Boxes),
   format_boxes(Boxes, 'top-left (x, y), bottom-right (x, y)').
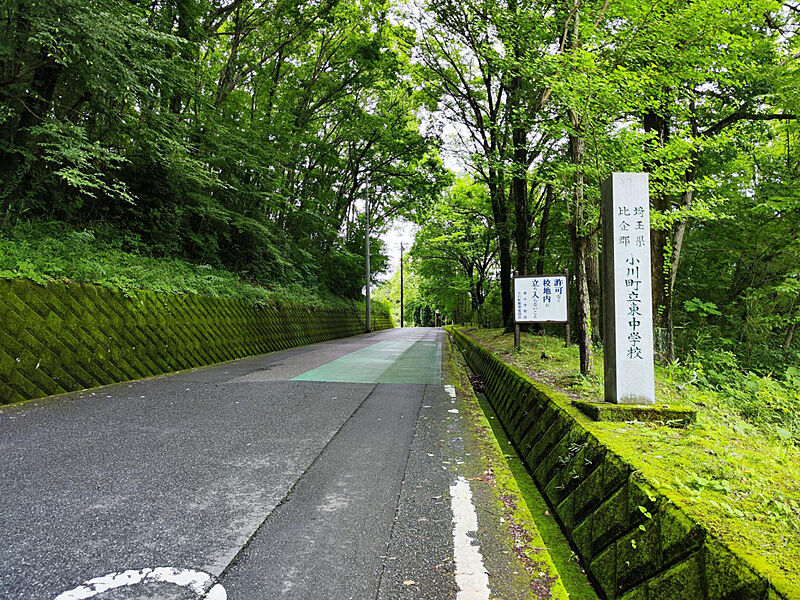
top-left (449, 326), bottom-right (792, 600)
top-left (0, 278), bottom-right (393, 404)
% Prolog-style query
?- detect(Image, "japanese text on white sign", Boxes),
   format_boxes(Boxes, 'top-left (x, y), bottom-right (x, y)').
top-left (602, 173), bottom-right (655, 404)
top-left (514, 275), bottom-right (568, 323)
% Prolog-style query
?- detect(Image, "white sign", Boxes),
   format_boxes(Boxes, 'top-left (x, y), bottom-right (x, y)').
top-left (601, 173), bottom-right (655, 405)
top-left (514, 275), bottom-right (568, 323)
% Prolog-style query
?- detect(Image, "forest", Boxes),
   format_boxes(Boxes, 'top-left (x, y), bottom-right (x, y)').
top-left (383, 0), bottom-right (800, 385)
top-left (1, 0), bottom-right (799, 400)
top-left (1, 0), bottom-right (446, 300)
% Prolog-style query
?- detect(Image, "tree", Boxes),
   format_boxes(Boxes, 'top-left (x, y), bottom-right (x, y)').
top-left (414, 0), bottom-right (515, 327)
top-left (605, 0), bottom-right (791, 362)
top-left (410, 178), bottom-right (498, 322)
top-left (0, 0), bottom-right (447, 298)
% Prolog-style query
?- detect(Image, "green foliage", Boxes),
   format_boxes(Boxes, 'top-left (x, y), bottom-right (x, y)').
top-left (684, 351), bottom-right (800, 444)
top-left (0, 0), bottom-right (447, 299)
top-left (683, 299), bottom-right (722, 319)
top-left (409, 178), bottom-right (497, 324)
top-left (459, 328), bottom-right (800, 593)
top-left (0, 221), bottom-right (362, 310)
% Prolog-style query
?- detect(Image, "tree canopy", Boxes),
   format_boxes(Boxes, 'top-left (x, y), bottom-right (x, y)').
top-left (1, 0), bottom-right (446, 296)
top-left (399, 0), bottom-right (800, 379)
top-left (2, 0), bottom-right (799, 378)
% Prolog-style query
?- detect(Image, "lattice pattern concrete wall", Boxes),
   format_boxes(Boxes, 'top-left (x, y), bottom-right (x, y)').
top-left (0, 279), bottom-right (393, 404)
top-left (449, 327), bottom-right (793, 600)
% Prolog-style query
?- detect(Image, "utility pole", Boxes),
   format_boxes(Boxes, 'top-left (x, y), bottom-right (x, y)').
top-left (365, 198), bottom-right (371, 333)
top-left (400, 242), bottom-right (404, 328)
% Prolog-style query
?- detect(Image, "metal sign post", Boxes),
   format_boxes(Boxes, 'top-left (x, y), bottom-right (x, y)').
top-left (400, 242), bottom-right (404, 328)
top-left (365, 199), bottom-right (371, 333)
top-left (513, 272), bottom-right (570, 350)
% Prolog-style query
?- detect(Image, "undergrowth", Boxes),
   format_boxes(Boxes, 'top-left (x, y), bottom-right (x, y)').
top-left (0, 221), bottom-right (367, 310)
top-left (461, 327), bottom-right (800, 592)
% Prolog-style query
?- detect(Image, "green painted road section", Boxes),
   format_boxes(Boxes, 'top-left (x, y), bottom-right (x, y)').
top-left (292, 338), bottom-right (441, 384)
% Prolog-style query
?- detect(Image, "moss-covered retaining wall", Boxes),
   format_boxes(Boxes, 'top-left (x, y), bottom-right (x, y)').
top-left (449, 326), bottom-right (793, 600)
top-left (0, 278), bottom-right (393, 404)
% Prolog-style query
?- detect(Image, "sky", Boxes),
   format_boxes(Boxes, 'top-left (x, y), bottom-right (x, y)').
top-left (375, 124), bottom-right (469, 284)
top-left (378, 218), bottom-right (417, 282)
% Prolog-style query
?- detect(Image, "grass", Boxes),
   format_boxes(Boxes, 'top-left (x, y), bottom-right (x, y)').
top-left (443, 331), bottom-right (576, 600)
top-left (461, 327), bottom-right (800, 595)
top-left (474, 391), bottom-right (601, 600)
top-left (0, 220), bottom-right (368, 310)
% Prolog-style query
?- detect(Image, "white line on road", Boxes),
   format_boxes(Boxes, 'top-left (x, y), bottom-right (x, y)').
top-left (450, 476), bottom-right (491, 600)
top-left (53, 567), bottom-right (227, 600)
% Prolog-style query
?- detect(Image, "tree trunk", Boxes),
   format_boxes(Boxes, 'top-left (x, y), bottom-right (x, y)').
top-left (569, 227), bottom-right (593, 375)
top-left (785, 321), bottom-right (796, 351)
top-left (489, 169), bottom-right (513, 330)
top-left (215, 4), bottom-right (244, 109)
top-left (0, 52), bottom-right (61, 225)
top-left (670, 162), bottom-right (697, 291)
top-left (499, 227), bottom-right (513, 329)
top-left (508, 0), bottom-right (530, 280)
top-left (650, 227), bottom-right (674, 363)
top-left (587, 231), bottom-right (602, 346)
top-left (567, 109), bottom-right (593, 376)
top-left (470, 274), bottom-right (479, 316)
top-left (561, 4), bottom-right (592, 375)
top-left (643, 109), bottom-right (675, 363)
top-left (170, 0), bottom-right (198, 114)
top-left (512, 102), bottom-right (530, 277)
top-left (535, 184), bottom-right (553, 276)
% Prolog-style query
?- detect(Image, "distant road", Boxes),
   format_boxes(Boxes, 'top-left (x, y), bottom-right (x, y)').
top-left (1, 327), bottom-right (469, 599)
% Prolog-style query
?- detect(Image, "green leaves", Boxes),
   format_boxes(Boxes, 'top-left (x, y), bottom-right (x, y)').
top-left (0, 0), bottom-right (446, 298)
top-left (31, 122), bottom-right (134, 204)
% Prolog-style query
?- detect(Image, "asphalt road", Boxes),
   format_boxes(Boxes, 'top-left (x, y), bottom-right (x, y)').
top-left (1, 328), bottom-right (460, 599)
top-left (0, 327), bottom-right (550, 600)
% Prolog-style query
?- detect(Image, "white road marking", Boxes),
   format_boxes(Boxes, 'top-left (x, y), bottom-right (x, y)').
top-left (53, 567), bottom-right (226, 600)
top-left (450, 476), bottom-right (491, 600)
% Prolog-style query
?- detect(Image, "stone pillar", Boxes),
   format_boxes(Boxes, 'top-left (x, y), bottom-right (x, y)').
top-left (601, 173), bottom-right (655, 405)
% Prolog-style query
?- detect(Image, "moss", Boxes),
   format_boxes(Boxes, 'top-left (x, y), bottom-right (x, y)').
top-left (572, 400), bottom-right (696, 426)
top-left (590, 542), bottom-right (618, 600)
top-left (572, 464), bottom-right (606, 528)
top-left (602, 453), bottom-right (631, 499)
top-left (442, 331), bottom-right (572, 600)
top-left (536, 430), bottom-right (573, 491)
top-left (0, 279), bottom-right (393, 404)
top-left (618, 584), bottom-right (648, 600)
top-left (591, 484), bottom-right (630, 556)
top-left (473, 389), bottom-right (600, 600)
top-left (571, 516), bottom-right (594, 563)
top-left (627, 480), bottom-right (659, 529)
top-left (556, 494), bottom-right (576, 533)
top-left (703, 539), bottom-right (768, 600)
top-left (659, 503), bottom-right (705, 567)
top-left (0, 347), bottom-right (16, 378)
top-left (646, 556), bottom-right (704, 600)
top-left (615, 518), bottom-right (662, 593)
top-left (530, 413), bottom-right (570, 470)
top-left (452, 326), bottom-right (800, 598)
top-left (449, 326), bottom-right (800, 600)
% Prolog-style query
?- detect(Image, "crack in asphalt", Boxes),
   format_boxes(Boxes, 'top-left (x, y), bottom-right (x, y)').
top-left (371, 384), bottom-right (429, 600)
top-left (200, 383), bottom-right (380, 598)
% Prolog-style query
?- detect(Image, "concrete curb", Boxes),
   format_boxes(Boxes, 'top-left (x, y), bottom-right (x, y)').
top-left (448, 326), bottom-right (795, 600)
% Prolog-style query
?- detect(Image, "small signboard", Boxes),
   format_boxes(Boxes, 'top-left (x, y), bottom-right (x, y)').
top-left (514, 275), bottom-right (568, 323)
